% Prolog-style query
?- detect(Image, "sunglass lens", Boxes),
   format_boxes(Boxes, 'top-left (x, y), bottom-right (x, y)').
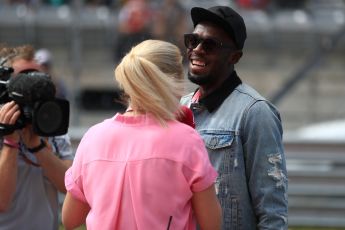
top-left (202, 39), bottom-right (218, 53)
top-left (184, 34), bottom-right (220, 53)
top-left (185, 34), bottom-right (198, 49)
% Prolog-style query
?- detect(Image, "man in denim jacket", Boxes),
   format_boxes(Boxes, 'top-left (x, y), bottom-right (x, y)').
top-left (181, 6), bottom-right (288, 229)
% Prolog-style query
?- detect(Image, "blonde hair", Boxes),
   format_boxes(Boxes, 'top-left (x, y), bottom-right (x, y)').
top-left (12, 45), bottom-right (35, 62)
top-left (0, 44), bottom-right (35, 65)
top-left (115, 39), bottom-right (185, 125)
top-left (0, 44), bottom-right (14, 65)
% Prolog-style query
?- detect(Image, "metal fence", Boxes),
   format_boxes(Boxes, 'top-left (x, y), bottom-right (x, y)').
top-left (285, 139), bottom-right (345, 227)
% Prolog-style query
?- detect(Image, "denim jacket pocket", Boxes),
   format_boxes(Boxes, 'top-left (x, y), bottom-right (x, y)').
top-left (200, 130), bottom-right (237, 177)
top-left (201, 130), bottom-right (234, 150)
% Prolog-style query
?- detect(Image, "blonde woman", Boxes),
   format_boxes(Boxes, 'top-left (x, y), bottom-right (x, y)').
top-left (62, 40), bottom-right (221, 230)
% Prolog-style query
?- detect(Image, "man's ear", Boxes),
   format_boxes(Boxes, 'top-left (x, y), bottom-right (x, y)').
top-left (229, 51), bottom-right (243, 64)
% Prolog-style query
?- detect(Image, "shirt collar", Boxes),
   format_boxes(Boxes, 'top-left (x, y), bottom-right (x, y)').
top-left (193, 71), bottom-right (242, 112)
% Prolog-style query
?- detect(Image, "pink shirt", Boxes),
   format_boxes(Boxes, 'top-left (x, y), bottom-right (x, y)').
top-left (65, 113), bottom-right (217, 230)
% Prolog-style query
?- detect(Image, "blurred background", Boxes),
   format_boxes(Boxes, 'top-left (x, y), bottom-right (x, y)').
top-left (1, 0), bottom-right (345, 229)
top-left (1, 0), bottom-right (344, 131)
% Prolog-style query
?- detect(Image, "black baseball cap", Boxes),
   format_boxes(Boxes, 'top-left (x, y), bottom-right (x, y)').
top-left (191, 6), bottom-right (247, 50)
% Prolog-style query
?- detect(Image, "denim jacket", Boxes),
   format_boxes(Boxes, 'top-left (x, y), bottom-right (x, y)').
top-left (181, 83), bottom-right (288, 230)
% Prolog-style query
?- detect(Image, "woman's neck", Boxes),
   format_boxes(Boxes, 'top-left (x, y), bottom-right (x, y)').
top-left (124, 107), bottom-right (144, 116)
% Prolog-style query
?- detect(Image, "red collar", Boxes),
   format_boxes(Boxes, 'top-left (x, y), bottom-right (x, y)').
top-left (191, 89), bottom-right (201, 103)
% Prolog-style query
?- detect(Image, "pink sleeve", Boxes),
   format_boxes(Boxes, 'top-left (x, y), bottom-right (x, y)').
top-left (64, 133), bottom-right (91, 203)
top-left (183, 135), bottom-right (218, 193)
top-left (65, 167), bottom-right (87, 203)
top-left (188, 165), bottom-right (217, 192)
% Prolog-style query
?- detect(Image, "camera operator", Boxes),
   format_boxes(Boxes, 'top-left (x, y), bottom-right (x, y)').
top-left (0, 45), bottom-right (74, 230)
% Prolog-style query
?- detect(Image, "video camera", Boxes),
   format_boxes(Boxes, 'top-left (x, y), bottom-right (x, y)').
top-left (0, 65), bottom-right (69, 137)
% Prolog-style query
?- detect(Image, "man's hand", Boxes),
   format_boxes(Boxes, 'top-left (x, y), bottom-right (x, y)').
top-left (0, 101), bottom-right (21, 142)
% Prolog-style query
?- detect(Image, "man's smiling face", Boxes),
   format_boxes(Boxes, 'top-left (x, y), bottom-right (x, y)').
top-left (187, 21), bottom-right (237, 88)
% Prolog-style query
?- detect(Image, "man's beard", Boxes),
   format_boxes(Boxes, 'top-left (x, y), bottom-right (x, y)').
top-left (187, 72), bottom-right (214, 86)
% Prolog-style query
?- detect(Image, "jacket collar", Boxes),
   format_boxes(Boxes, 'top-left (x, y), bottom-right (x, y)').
top-left (193, 71), bottom-right (242, 112)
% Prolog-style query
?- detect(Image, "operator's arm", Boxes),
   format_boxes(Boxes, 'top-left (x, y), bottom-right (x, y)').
top-left (0, 145), bottom-right (19, 211)
top-left (243, 101), bottom-right (288, 229)
top-left (21, 129), bottom-right (72, 193)
top-left (33, 143), bottom-right (72, 193)
top-left (0, 101), bottom-right (21, 211)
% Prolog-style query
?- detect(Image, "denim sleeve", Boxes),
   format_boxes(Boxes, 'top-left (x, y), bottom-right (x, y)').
top-left (49, 134), bottom-right (74, 160)
top-left (242, 100), bottom-right (288, 229)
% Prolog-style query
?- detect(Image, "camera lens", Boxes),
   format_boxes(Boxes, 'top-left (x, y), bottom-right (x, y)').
top-left (32, 99), bottom-right (69, 136)
top-left (35, 101), bottom-right (62, 134)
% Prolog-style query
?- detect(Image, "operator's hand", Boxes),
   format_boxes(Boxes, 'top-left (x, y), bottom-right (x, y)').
top-left (0, 101), bottom-right (21, 142)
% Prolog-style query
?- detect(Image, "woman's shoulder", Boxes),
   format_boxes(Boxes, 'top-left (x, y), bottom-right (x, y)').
top-left (167, 121), bottom-right (204, 147)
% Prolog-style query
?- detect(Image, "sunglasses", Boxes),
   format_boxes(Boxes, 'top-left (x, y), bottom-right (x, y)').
top-left (184, 33), bottom-right (234, 53)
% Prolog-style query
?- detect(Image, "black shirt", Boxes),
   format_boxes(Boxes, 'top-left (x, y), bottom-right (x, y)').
top-left (196, 71), bottom-right (242, 112)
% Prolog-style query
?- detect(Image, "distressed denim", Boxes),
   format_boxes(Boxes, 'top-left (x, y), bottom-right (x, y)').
top-left (181, 84), bottom-right (288, 230)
